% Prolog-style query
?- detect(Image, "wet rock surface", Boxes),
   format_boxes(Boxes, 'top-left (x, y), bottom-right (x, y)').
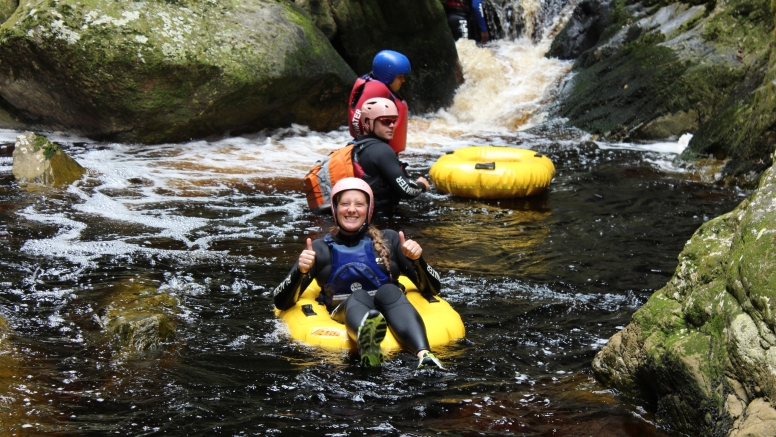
top-left (294, 0), bottom-right (461, 113)
top-left (11, 131), bottom-right (85, 187)
top-left (593, 152), bottom-right (776, 436)
top-left (551, 0), bottom-right (775, 182)
top-left (0, 0), bottom-right (356, 144)
top-left (98, 281), bottom-right (180, 357)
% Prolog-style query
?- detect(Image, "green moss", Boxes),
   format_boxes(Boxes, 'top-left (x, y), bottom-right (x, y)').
top-left (561, 40), bottom-right (687, 136)
top-left (32, 135), bottom-right (61, 160)
top-left (701, 0), bottom-right (771, 50)
top-left (597, 0), bottom-right (635, 43)
top-left (634, 294), bottom-right (684, 334)
top-left (682, 52), bottom-right (775, 176)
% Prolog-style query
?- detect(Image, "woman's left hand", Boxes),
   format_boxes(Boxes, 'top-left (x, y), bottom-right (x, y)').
top-left (399, 231), bottom-right (422, 260)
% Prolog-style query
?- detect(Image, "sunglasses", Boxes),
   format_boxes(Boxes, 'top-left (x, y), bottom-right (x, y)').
top-left (376, 118), bottom-right (397, 127)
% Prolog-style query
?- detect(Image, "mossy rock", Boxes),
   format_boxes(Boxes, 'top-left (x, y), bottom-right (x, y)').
top-left (553, 0), bottom-right (775, 182)
top-left (593, 156), bottom-right (776, 435)
top-left (0, 94), bottom-right (26, 129)
top-left (11, 131), bottom-right (86, 187)
top-left (0, 0), bottom-right (356, 144)
top-left (100, 281), bottom-right (181, 357)
top-left (0, 0), bottom-right (18, 25)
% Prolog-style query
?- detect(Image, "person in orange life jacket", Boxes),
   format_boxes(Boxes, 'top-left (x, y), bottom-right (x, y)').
top-left (348, 50), bottom-right (410, 154)
top-left (273, 178), bottom-right (444, 369)
top-left (353, 97), bottom-right (430, 217)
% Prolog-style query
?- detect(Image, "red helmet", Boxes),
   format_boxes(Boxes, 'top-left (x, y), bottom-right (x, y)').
top-left (360, 98), bottom-right (398, 134)
top-left (330, 177), bottom-right (375, 225)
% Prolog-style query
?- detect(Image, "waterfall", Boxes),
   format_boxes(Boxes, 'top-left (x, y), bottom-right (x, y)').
top-left (411, 0), bottom-right (578, 148)
top-left (484, 0), bottom-right (578, 41)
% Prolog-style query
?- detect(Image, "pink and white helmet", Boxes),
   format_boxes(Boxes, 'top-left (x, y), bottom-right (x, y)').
top-left (360, 98), bottom-right (398, 134)
top-left (331, 177), bottom-right (374, 225)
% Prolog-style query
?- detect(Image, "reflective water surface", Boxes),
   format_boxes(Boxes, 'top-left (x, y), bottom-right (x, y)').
top-left (0, 38), bottom-right (746, 436)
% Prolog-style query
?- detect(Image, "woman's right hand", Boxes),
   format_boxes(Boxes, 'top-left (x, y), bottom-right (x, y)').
top-left (416, 177), bottom-right (430, 192)
top-left (298, 238), bottom-right (316, 273)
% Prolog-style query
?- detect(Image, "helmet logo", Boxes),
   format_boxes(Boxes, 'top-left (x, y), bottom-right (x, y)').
top-left (350, 282), bottom-right (362, 292)
top-left (351, 109), bottom-right (362, 135)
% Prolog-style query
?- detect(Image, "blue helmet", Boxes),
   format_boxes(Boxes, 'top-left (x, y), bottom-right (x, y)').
top-left (372, 50), bottom-right (411, 85)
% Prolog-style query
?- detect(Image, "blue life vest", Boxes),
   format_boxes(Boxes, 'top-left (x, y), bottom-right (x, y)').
top-left (322, 233), bottom-right (392, 308)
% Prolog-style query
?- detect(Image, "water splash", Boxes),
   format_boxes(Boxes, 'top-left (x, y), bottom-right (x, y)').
top-left (411, 38), bottom-right (573, 152)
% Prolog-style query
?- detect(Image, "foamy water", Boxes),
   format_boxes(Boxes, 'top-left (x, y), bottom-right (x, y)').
top-left (412, 38), bottom-right (573, 150)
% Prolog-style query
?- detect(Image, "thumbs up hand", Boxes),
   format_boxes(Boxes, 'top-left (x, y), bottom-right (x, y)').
top-left (298, 238), bottom-right (316, 273)
top-left (399, 231), bottom-right (422, 260)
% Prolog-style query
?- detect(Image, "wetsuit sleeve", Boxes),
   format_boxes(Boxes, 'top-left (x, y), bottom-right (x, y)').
top-left (385, 230), bottom-right (442, 296)
top-left (472, 0), bottom-right (488, 32)
top-left (370, 143), bottom-right (427, 199)
top-left (272, 239), bottom-right (327, 310)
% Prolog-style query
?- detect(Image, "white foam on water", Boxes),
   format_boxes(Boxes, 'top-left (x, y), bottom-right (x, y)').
top-left (595, 133), bottom-right (693, 172)
top-left (597, 133), bottom-right (692, 154)
top-left (409, 38), bottom-right (573, 156)
top-left (0, 155), bottom-right (11, 174)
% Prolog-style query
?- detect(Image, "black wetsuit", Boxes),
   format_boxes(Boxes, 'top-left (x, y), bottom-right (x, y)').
top-left (273, 228), bottom-right (442, 354)
top-left (353, 134), bottom-right (428, 217)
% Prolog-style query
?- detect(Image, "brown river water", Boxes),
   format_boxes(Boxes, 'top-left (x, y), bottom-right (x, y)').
top-left (0, 37), bottom-right (747, 436)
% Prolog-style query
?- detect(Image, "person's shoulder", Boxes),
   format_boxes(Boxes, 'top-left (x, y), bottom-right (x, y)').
top-left (362, 80), bottom-right (391, 96)
top-left (371, 139), bottom-right (395, 151)
top-left (359, 137), bottom-right (394, 153)
top-left (312, 236), bottom-right (331, 249)
top-left (381, 229), bottom-right (400, 242)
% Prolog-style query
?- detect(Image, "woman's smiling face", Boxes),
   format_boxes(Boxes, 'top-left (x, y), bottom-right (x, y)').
top-left (336, 190), bottom-right (368, 233)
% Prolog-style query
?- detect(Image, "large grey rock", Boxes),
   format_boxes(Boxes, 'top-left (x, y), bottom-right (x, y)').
top-left (12, 131), bottom-right (85, 187)
top-left (0, 0), bottom-right (356, 144)
top-left (294, 0), bottom-right (462, 113)
top-left (547, 0), bottom-right (613, 60)
top-left (592, 151), bottom-right (776, 436)
top-left (294, 0), bottom-right (337, 39)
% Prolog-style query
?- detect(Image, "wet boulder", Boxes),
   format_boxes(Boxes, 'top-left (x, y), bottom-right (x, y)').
top-left (547, 0), bottom-right (613, 60)
top-left (0, 98), bottom-right (26, 130)
top-left (12, 131), bottom-right (86, 187)
top-left (551, 0), bottom-right (775, 182)
top-left (0, 0), bottom-right (356, 144)
top-left (99, 282), bottom-right (179, 357)
top-left (592, 152), bottom-right (776, 436)
top-left (293, 0), bottom-right (337, 40)
top-left (293, 0), bottom-right (462, 113)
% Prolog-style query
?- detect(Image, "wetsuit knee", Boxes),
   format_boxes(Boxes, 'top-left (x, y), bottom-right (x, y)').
top-left (351, 288), bottom-right (376, 306)
top-left (374, 283), bottom-right (405, 307)
top-left (374, 284), bottom-right (430, 353)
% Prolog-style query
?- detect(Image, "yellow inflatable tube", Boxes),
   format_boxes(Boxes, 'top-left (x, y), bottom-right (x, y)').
top-left (274, 276), bottom-right (465, 352)
top-left (430, 146), bottom-right (555, 198)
